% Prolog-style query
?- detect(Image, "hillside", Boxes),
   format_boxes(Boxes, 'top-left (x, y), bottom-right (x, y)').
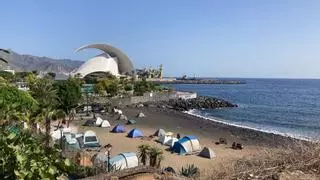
top-left (0, 49), bottom-right (83, 74)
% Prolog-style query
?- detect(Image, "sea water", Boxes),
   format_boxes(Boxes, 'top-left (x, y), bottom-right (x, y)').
top-left (168, 78), bottom-right (320, 141)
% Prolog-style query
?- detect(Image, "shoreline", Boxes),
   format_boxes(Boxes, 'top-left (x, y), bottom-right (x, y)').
top-left (184, 109), bottom-right (313, 142)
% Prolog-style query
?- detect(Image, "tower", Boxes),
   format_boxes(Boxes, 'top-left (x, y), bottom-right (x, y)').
top-left (159, 64), bottom-right (163, 79)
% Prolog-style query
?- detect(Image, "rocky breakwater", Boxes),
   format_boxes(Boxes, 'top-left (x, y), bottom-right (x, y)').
top-left (142, 96), bottom-right (237, 111)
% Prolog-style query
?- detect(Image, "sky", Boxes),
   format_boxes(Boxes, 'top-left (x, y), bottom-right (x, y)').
top-left (1, 0), bottom-right (320, 78)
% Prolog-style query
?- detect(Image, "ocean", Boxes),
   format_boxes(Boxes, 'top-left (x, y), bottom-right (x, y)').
top-left (167, 78), bottom-right (320, 141)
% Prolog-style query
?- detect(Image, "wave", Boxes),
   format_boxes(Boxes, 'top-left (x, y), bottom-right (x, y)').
top-left (183, 109), bottom-right (314, 142)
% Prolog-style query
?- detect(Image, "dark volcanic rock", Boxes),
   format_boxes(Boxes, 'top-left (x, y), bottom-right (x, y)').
top-left (142, 96), bottom-right (236, 111)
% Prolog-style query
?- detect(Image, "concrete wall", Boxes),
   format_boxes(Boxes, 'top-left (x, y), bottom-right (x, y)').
top-left (94, 91), bottom-right (197, 106)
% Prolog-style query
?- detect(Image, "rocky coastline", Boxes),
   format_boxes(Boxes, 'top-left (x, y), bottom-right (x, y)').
top-left (134, 96), bottom-right (237, 111)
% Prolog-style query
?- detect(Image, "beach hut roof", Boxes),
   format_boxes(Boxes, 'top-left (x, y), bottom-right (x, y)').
top-left (154, 128), bottom-right (166, 137)
top-left (199, 147), bottom-right (216, 159)
top-left (108, 152), bottom-right (138, 170)
top-left (172, 136), bottom-right (201, 155)
top-left (101, 120), bottom-right (111, 127)
top-left (95, 117), bottom-right (103, 126)
top-left (112, 124), bottom-right (126, 133)
top-left (127, 128), bottom-right (143, 138)
top-left (127, 119), bottom-right (136, 124)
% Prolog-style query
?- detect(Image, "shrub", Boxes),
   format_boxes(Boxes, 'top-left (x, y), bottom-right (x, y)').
top-left (180, 164), bottom-right (200, 178)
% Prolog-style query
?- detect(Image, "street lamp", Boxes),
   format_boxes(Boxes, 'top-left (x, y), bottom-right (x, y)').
top-left (104, 144), bottom-right (112, 172)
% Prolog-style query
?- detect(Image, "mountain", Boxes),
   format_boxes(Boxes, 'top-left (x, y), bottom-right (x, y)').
top-left (0, 49), bottom-right (83, 74)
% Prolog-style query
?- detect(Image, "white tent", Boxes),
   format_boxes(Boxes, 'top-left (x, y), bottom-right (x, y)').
top-left (95, 117), bottom-right (103, 126)
top-left (101, 120), bottom-right (111, 127)
top-left (137, 112), bottom-right (145, 118)
top-left (157, 136), bottom-right (172, 145)
top-left (166, 137), bottom-right (178, 147)
top-left (109, 152), bottom-right (138, 170)
top-left (51, 129), bottom-right (62, 140)
top-left (83, 130), bottom-right (100, 147)
top-left (199, 147), bottom-right (216, 159)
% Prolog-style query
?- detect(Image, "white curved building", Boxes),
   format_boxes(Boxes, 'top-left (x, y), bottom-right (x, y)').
top-left (72, 44), bottom-right (134, 78)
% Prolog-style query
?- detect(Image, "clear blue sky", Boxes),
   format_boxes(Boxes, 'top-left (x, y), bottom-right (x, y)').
top-left (1, 0), bottom-right (320, 78)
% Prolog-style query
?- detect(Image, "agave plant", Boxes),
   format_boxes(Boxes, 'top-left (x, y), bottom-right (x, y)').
top-left (138, 144), bottom-right (151, 165)
top-left (180, 164), bottom-right (200, 178)
top-left (148, 146), bottom-right (164, 168)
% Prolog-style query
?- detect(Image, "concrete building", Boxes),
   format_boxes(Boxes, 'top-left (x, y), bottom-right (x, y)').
top-left (71, 44), bottom-right (134, 78)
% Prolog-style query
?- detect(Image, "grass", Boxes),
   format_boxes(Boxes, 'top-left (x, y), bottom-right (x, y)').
top-left (207, 140), bottom-right (320, 180)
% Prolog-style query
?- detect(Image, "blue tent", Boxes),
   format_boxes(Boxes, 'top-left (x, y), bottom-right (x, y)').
top-left (127, 128), bottom-right (143, 138)
top-left (172, 136), bottom-right (201, 155)
top-left (112, 124), bottom-right (126, 133)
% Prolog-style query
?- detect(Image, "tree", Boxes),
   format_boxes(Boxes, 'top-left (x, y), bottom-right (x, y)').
top-left (54, 77), bottom-right (82, 127)
top-left (0, 83), bottom-right (37, 124)
top-left (0, 126), bottom-right (73, 179)
top-left (138, 144), bottom-right (151, 165)
top-left (28, 78), bottom-right (57, 146)
top-left (0, 71), bottom-right (14, 82)
top-left (148, 147), bottom-right (164, 168)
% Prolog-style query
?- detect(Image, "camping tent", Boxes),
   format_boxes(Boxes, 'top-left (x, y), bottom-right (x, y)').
top-left (127, 128), bottom-right (143, 138)
top-left (95, 117), bottom-right (103, 126)
top-left (108, 152), bottom-right (139, 170)
top-left (118, 114), bottom-right (128, 121)
top-left (127, 119), bottom-right (136, 125)
top-left (154, 128), bottom-right (166, 137)
top-left (64, 135), bottom-right (81, 151)
top-left (157, 135), bottom-right (172, 145)
top-left (83, 119), bottom-right (95, 126)
top-left (136, 112), bottom-right (145, 118)
top-left (82, 130), bottom-right (100, 148)
top-left (101, 120), bottom-right (111, 127)
top-left (166, 138), bottom-right (178, 147)
top-left (112, 124), bottom-right (126, 133)
top-left (199, 147), bottom-right (216, 159)
top-left (172, 136), bottom-right (201, 155)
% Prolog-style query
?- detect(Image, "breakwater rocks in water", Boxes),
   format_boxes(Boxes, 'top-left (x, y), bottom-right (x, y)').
top-left (140, 96), bottom-right (237, 111)
top-left (155, 79), bottom-right (246, 84)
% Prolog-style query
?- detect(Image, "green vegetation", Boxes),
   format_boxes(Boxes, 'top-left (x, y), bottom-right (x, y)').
top-left (137, 144), bottom-right (164, 168)
top-left (180, 164), bottom-right (200, 178)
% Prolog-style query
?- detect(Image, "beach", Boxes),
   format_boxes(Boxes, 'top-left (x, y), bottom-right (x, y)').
top-left (72, 106), bottom-right (301, 176)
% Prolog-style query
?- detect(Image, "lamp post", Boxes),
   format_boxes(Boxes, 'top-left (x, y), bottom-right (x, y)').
top-left (104, 144), bottom-right (112, 172)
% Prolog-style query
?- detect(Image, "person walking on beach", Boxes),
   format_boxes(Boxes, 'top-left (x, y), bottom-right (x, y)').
top-left (177, 133), bottom-right (181, 139)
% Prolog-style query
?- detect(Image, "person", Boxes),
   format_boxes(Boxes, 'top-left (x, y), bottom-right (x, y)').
top-left (177, 133), bottom-right (181, 139)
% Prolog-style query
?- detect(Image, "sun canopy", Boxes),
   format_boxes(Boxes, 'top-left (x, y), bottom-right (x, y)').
top-left (172, 136), bottom-right (201, 155)
top-left (127, 128), bottom-right (143, 138)
top-left (112, 124), bottom-right (126, 133)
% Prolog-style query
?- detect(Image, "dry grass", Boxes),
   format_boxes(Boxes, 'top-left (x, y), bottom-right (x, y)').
top-left (206, 140), bottom-right (320, 180)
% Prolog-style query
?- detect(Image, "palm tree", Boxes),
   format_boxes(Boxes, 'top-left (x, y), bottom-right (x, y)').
top-left (138, 144), bottom-right (150, 165)
top-left (29, 78), bottom-right (58, 147)
top-left (148, 147), bottom-right (164, 168)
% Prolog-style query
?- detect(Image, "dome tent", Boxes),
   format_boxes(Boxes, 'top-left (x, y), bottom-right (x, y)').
top-left (127, 119), bottom-right (136, 125)
top-left (118, 114), bottom-right (128, 121)
top-left (112, 124), bottom-right (126, 133)
top-left (101, 120), bottom-right (111, 127)
top-left (199, 147), bottom-right (216, 159)
top-left (166, 137), bottom-right (178, 147)
top-left (154, 128), bottom-right (166, 137)
top-left (136, 112), bottom-right (145, 118)
top-left (172, 136), bottom-right (201, 155)
top-left (157, 136), bottom-right (172, 145)
top-left (127, 128), bottom-right (143, 138)
top-left (108, 152), bottom-right (138, 170)
top-left (95, 117), bottom-right (103, 126)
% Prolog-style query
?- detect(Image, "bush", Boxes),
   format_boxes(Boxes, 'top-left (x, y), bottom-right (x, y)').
top-left (180, 164), bottom-right (199, 178)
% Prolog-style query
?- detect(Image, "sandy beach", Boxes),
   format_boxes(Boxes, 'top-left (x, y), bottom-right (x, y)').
top-left (70, 106), bottom-right (300, 176)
